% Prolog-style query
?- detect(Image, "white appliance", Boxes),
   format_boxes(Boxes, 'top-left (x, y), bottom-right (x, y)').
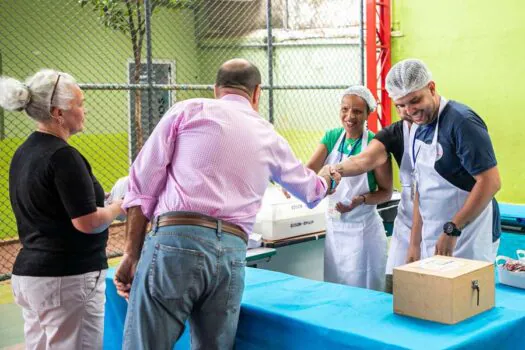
top-left (253, 185), bottom-right (327, 241)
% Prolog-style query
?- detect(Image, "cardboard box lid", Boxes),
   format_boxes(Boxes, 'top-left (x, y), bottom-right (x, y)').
top-left (394, 255), bottom-right (493, 279)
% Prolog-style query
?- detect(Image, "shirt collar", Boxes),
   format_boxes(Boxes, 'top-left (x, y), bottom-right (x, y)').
top-left (220, 94), bottom-right (253, 108)
top-left (438, 96), bottom-right (448, 117)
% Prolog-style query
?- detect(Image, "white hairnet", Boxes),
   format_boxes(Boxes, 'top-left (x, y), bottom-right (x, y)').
top-left (341, 85), bottom-right (377, 113)
top-left (385, 59), bottom-right (432, 100)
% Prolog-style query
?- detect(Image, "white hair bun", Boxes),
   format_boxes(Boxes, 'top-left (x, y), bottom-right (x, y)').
top-left (0, 77), bottom-right (31, 111)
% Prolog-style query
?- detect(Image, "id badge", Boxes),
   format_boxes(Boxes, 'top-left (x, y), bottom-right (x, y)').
top-left (411, 180), bottom-right (417, 201)
top-left (410, 170), bottom-right (417, 201)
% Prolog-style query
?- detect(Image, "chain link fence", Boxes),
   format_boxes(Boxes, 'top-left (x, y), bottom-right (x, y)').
top-left (0, 0), bottom-right (364, 280)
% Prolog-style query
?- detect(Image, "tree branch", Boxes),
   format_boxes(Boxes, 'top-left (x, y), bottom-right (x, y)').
top-left (137, 0), bottom-right (145, 55)
top-left (124, 0), bottom-right (139, 64)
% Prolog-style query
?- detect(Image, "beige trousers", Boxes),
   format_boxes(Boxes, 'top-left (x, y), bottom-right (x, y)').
top-left (11, 270), bottom-right (106, 350)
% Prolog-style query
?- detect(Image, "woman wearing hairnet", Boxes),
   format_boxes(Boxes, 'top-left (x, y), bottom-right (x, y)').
top-left (308, 86), bottom-right (392, 291)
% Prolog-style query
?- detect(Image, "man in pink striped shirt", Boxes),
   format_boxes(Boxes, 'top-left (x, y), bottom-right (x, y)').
top-left (115, 58), bottom-right (339, 349)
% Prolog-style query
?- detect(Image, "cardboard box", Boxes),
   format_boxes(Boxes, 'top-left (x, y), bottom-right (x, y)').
top-left (393, 255), bottom-right (494, 324)
top-left (253, 185), bottom-right (327, 240)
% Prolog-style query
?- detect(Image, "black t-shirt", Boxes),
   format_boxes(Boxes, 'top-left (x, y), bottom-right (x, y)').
top-left (374, 120), bottom-right (404, 167)
top-left (413, 101), bottom-right (497, 190)
top-left (10, 132), bottom-right (108, 276)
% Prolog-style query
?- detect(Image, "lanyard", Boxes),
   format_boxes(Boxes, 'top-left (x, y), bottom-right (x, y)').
top-left (338, 134), bottom-right (363, 163)
top-left (411, 124), bottom-right (434, 165)
top-left (411, 102), bottom-right (445, 165)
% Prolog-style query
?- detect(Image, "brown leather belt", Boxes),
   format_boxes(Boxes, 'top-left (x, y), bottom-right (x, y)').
top-left (155, 212), bottom-right (248, 244)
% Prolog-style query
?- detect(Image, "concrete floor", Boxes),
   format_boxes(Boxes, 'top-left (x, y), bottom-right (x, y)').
top-left (0, 257), bottom-right (123, 349)
top-left (0, 302), bottom-right (24, 349)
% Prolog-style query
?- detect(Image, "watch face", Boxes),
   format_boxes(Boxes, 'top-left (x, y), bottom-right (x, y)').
top-left (444, 222), bottom-right (454, 234)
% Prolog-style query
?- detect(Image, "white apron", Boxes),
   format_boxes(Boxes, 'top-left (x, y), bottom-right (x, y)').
top-left (385, 121), bottom-right (418, 274)
top-left (411, 103), bottom-right (494, 262)
top-left (324, 129), bottom-right (387, 291)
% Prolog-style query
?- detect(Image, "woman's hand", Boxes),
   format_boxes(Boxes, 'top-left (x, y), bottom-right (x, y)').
top-left (335, 195), bottom-right (365, 213)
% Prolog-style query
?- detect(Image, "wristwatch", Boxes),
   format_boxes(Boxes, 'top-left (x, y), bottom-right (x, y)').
top-left (443, 222), bottom-right (461, 237)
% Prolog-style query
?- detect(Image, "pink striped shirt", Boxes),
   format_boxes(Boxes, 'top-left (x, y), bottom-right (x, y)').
top-left (123, 94), bottom-right (327, 233)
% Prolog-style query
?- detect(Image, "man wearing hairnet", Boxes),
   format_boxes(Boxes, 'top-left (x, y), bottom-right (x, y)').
top-left (387, 59), bottom-right (500, 263)
top-left (332, 59), bottom-right (501, 266)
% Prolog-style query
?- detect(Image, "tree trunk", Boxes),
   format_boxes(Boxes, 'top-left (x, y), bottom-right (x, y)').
top-left (126, 0), bottom-right (144, 156)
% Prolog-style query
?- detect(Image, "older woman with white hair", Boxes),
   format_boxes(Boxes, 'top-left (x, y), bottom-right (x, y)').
top-left (0, 70), bottom-right (124, 349)
top-left (307, 85), bottom-right (392, 291)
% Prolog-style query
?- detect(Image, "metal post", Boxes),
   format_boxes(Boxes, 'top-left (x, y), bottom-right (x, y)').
top-left (144, 0), bottom-right (154, 136)
top-left (284, 0), bottom-right (289, 30)
top-left (0, 51), bottom-right (3, 140)
top-left (266, 0), bottom-right (274, 124)
top-left (366, 0), bottom-right (378, 132)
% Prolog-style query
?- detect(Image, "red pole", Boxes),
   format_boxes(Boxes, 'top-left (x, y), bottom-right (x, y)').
top-left (366, 0), bottom-right (391, 132)
top-left (380, 0), bottom-right (392, 127)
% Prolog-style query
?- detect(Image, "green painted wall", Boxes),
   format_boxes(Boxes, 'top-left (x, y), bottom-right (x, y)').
top-left (391, 0), bottom-right (525, 203)
top-left (0, 1), bottom-right (362, 237)
top-left (197, 37), bottom-right (362, 162)
top-left (0, 0), bottom-right (199, 237)
top-left (0, 0), bottom-right (199, 136)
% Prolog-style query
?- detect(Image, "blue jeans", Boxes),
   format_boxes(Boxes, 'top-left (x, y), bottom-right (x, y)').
top-left (122, 224), bottom-right (247, 350)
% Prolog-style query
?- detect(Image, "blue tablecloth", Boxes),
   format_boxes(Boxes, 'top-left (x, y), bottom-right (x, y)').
top-left (104, 266), bottom-right (525, 349)
top-left (103, 269), bottom-right (191, 349)
top-left (237, 269), bottom-right (525, 350)
top-left (499, 230), bottom-right (525, 259)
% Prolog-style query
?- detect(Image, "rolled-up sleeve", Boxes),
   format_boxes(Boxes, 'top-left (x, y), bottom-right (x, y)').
top-left (122, 106), bottom-right (184, 219)
top-left (269, 134), bottom-right (327, 208)
top-left (455, 113), bottom-right (497, 176)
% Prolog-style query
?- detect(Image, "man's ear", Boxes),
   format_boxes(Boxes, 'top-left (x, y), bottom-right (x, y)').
top-left (428, 81), bottom-right (436, 96)
top-left (214, 85), bottom-right (219, 99)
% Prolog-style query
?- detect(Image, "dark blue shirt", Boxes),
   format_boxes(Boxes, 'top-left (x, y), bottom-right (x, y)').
top-left (414, 100), bottom-right (500, 241)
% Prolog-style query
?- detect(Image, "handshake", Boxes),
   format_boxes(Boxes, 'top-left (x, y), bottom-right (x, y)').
top-left (281, 164), bottom-right (343, 199)
top-left (318, 164), bottom-right (343, 195)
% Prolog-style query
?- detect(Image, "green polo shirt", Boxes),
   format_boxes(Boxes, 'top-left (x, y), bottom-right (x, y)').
top-left (320, 127), bottom-right (377, 192)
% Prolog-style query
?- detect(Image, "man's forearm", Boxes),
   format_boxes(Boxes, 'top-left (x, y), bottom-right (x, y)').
top-left (124, 206), bottom-right (150, 258)
top-left (334, 139), bottom-right (389, 177)
top-left (452, 176), bottom-right (500, 229)
top-left (334, 157), bottom-right (369, 177)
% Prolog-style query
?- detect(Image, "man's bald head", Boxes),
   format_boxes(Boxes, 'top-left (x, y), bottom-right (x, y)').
top-left (215, 59), bottom-right (262, 96)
